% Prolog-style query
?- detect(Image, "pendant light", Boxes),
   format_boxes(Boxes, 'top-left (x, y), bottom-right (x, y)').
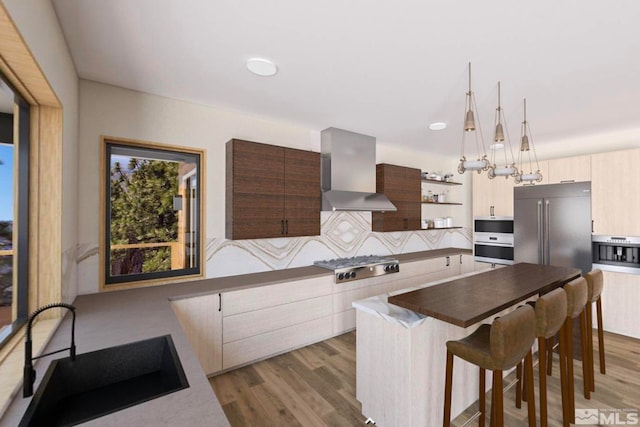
top-left (514, 98), bottom-right (543, 184)
top-left (487, 82), bottom-right (518, 179)
top-left (457, 62), bottom-right (489, 174)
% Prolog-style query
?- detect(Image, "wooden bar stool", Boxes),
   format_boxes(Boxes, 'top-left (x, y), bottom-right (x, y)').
top-left (584, 269), bottom-right (606, 393)
top-left (562, 277), bottom-right (590, 424)
top-left (443, 305), bottom-right (537, 427)
top-left (516, 288), bottom-right (568, 427)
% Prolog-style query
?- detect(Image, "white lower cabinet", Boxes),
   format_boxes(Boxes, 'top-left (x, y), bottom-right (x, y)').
top-left (171, 293), bottom-right (223, 376)
top-left (600, 271), bottom-right (640, 339)
top-left (221, 275), bottom-right (334, 370)
top-left (173, 252), bottom-right (471, 375)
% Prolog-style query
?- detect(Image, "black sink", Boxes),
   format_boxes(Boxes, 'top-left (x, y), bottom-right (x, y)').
top-left (19, 335), bottom-right (189, 427)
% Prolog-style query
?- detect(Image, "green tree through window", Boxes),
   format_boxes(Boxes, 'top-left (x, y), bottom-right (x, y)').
top-left (105, 141), bottom-right (202, 285)
top-left (110, 158), bottom-right (179, 275)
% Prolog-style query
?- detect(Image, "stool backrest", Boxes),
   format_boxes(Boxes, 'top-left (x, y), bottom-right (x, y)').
top-left (584, 269), bottom-right (604, 302)
top-left (490, 305), bottom-right (536, 370)
top-left (565, 277), bottom-right (588, 319)
top-left (535, 287), bottom-right (567, 339)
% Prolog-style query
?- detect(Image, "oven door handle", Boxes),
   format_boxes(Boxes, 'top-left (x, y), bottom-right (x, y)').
top-left (474, 241), bottom-right (514, 247)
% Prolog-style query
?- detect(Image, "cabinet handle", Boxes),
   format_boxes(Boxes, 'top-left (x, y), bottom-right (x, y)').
top-left (218, 293), bottom-right (222, 312)
top-left (446, 256), bottom-right (450, 267)
top-left (560, 180), bottom-right (575, 183)
top-left (592, 220), bottom-right (594, 233)
top-left (285, 219), bottom-right (289, 235)
top-left (460, 254), bottom-right (463, 265)
top-left (490, 205), bottom-right (494, 217)
top-left (281, 219), bottom-right (285, 235)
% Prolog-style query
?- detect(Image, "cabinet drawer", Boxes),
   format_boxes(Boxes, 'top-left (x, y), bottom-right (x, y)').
top-left (223, 275), bottom-right (333, 315)
top-left (223, 295), bottom-right (332, 343)
top-left (333, 282), bottom-right (389, 313)
top-left (223, 316), bottom-right (333, 369)
top-left (400, 257), bottom-right (454, 278)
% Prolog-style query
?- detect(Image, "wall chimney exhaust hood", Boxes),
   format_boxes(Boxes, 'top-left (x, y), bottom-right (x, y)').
top-left (321, 127), bottom-right (397, 212)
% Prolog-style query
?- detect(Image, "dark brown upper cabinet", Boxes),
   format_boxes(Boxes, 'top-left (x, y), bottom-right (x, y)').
top-left (226, 139), bottom-right (320, 239)
top-left (372, 163), bottom-right (421, 232)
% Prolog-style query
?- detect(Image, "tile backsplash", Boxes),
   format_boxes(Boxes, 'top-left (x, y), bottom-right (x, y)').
top-left (205, 211), bottom-right (471, 277)
top-left (76, 211), bottom-right (471, 292)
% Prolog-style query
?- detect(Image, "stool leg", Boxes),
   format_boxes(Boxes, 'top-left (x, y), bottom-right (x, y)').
top-left (490, 373), bottom-right (496, 427)
top-left (597, 297), bottom-right (606, 375)
top-left (538, 337), bottom-right (547, 427)
top-left (522, 361), bottom-right (528, 402)
top-left (444, 350), bottom-right (453, 427)
top-left (546, 335), bottom-right (554, 376)
top-left (525, 350), bottom-right (536, 427)
top-left (480, 367), bottom-right (486, 427)
top-left (585, 300), bottom-right (595, 392)
top-left (565, 317), bottom-right (576, 424)
top-left (494, 370), bottom-right (504, 427)
top-left (558, 324), bottom-right (570, 427)
top-left (515, 362), bottom-right (522, 409)
top-left (580, 309), bottom-right (591, 400)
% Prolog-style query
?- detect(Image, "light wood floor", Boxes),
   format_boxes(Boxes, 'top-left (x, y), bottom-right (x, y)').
top-left (210, 331), bottom-right (640, 426)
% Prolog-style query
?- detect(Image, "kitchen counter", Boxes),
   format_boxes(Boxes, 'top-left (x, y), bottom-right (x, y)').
top-left (170, 247), bottom-right (472, 301)
top-left (389, 262), bottom-right (581, 327)
top-left (0, 247), bottom-right (470, 426)
top-left (0, 284), bottom-right (231, 427)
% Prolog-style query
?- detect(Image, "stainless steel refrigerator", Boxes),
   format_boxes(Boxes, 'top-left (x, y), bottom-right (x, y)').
top-left (514, 181), bottom-right (592, 274)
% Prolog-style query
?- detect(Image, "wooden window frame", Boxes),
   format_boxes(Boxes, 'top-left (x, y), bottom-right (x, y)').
top-left (0, 2), bottom-right (78, 413)
top-left (99, 136), bottom-right (206, 291)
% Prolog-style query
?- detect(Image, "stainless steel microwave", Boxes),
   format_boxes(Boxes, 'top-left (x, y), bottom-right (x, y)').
top-left (474, 217), bottom-right (514, 265)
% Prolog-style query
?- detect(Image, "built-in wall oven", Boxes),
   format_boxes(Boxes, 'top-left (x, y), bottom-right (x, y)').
top-left (592, 235), bottom-right (640, 274)
top-left (474, 216), bottom-right (514, 265)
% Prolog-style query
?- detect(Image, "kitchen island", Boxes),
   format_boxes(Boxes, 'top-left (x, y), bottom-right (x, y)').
top-left (353, 263), bottom-right (580, 427)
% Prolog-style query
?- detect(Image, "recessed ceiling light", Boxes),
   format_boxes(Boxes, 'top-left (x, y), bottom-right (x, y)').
top-left (429, 122), bottom-right (447, 131)
top-left (246, 58), bottom-right (278, 77)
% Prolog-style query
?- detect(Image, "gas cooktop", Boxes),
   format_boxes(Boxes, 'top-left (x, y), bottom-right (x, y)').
top-left (314, 255), bottom-right (400, 283)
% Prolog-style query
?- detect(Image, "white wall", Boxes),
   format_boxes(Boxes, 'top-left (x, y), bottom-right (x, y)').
top-left (77, 80), bottom-right (470, 294)
top-left (2, 0), bottom-right (79, 302)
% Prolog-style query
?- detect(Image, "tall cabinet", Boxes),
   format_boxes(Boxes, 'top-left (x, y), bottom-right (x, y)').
top-left (591, 148), bottom-right (640, 235)
top-left (226, 139), bottom-right (320, 239)
top-left (372, 164), bottom-right (421, 232)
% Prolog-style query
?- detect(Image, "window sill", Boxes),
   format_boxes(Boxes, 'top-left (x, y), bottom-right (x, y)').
top-left (0, 318), bottom-right (61, 417)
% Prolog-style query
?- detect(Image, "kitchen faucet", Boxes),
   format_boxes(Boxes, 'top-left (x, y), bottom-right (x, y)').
top-left (23, 302), bottom-right (76, 398)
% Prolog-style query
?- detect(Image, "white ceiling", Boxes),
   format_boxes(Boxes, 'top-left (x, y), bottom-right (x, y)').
top-left (51, 0), bottom-right (640, 158)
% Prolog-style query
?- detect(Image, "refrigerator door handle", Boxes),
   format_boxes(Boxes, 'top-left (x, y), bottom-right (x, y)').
top-left (545, 200), bottom-right (551, 265)
top-left (537, 200), bottom-right (544, 264)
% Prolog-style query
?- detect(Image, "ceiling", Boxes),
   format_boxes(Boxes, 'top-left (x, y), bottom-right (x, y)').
top-left (51, 0), bottom-right (640, 158)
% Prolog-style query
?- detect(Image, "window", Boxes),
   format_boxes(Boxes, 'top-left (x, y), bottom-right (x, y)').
top-left (0, 76), bottom-right (29, 346)
top-left (103, 138), bottom-right (204, 287)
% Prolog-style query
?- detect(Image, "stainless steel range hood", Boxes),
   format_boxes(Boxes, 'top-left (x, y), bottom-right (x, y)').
top-left (321, 127), bottom-right (397, 212)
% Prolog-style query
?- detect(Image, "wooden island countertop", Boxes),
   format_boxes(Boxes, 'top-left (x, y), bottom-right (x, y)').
top-left (388, 262), bottom-right (581, 327)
